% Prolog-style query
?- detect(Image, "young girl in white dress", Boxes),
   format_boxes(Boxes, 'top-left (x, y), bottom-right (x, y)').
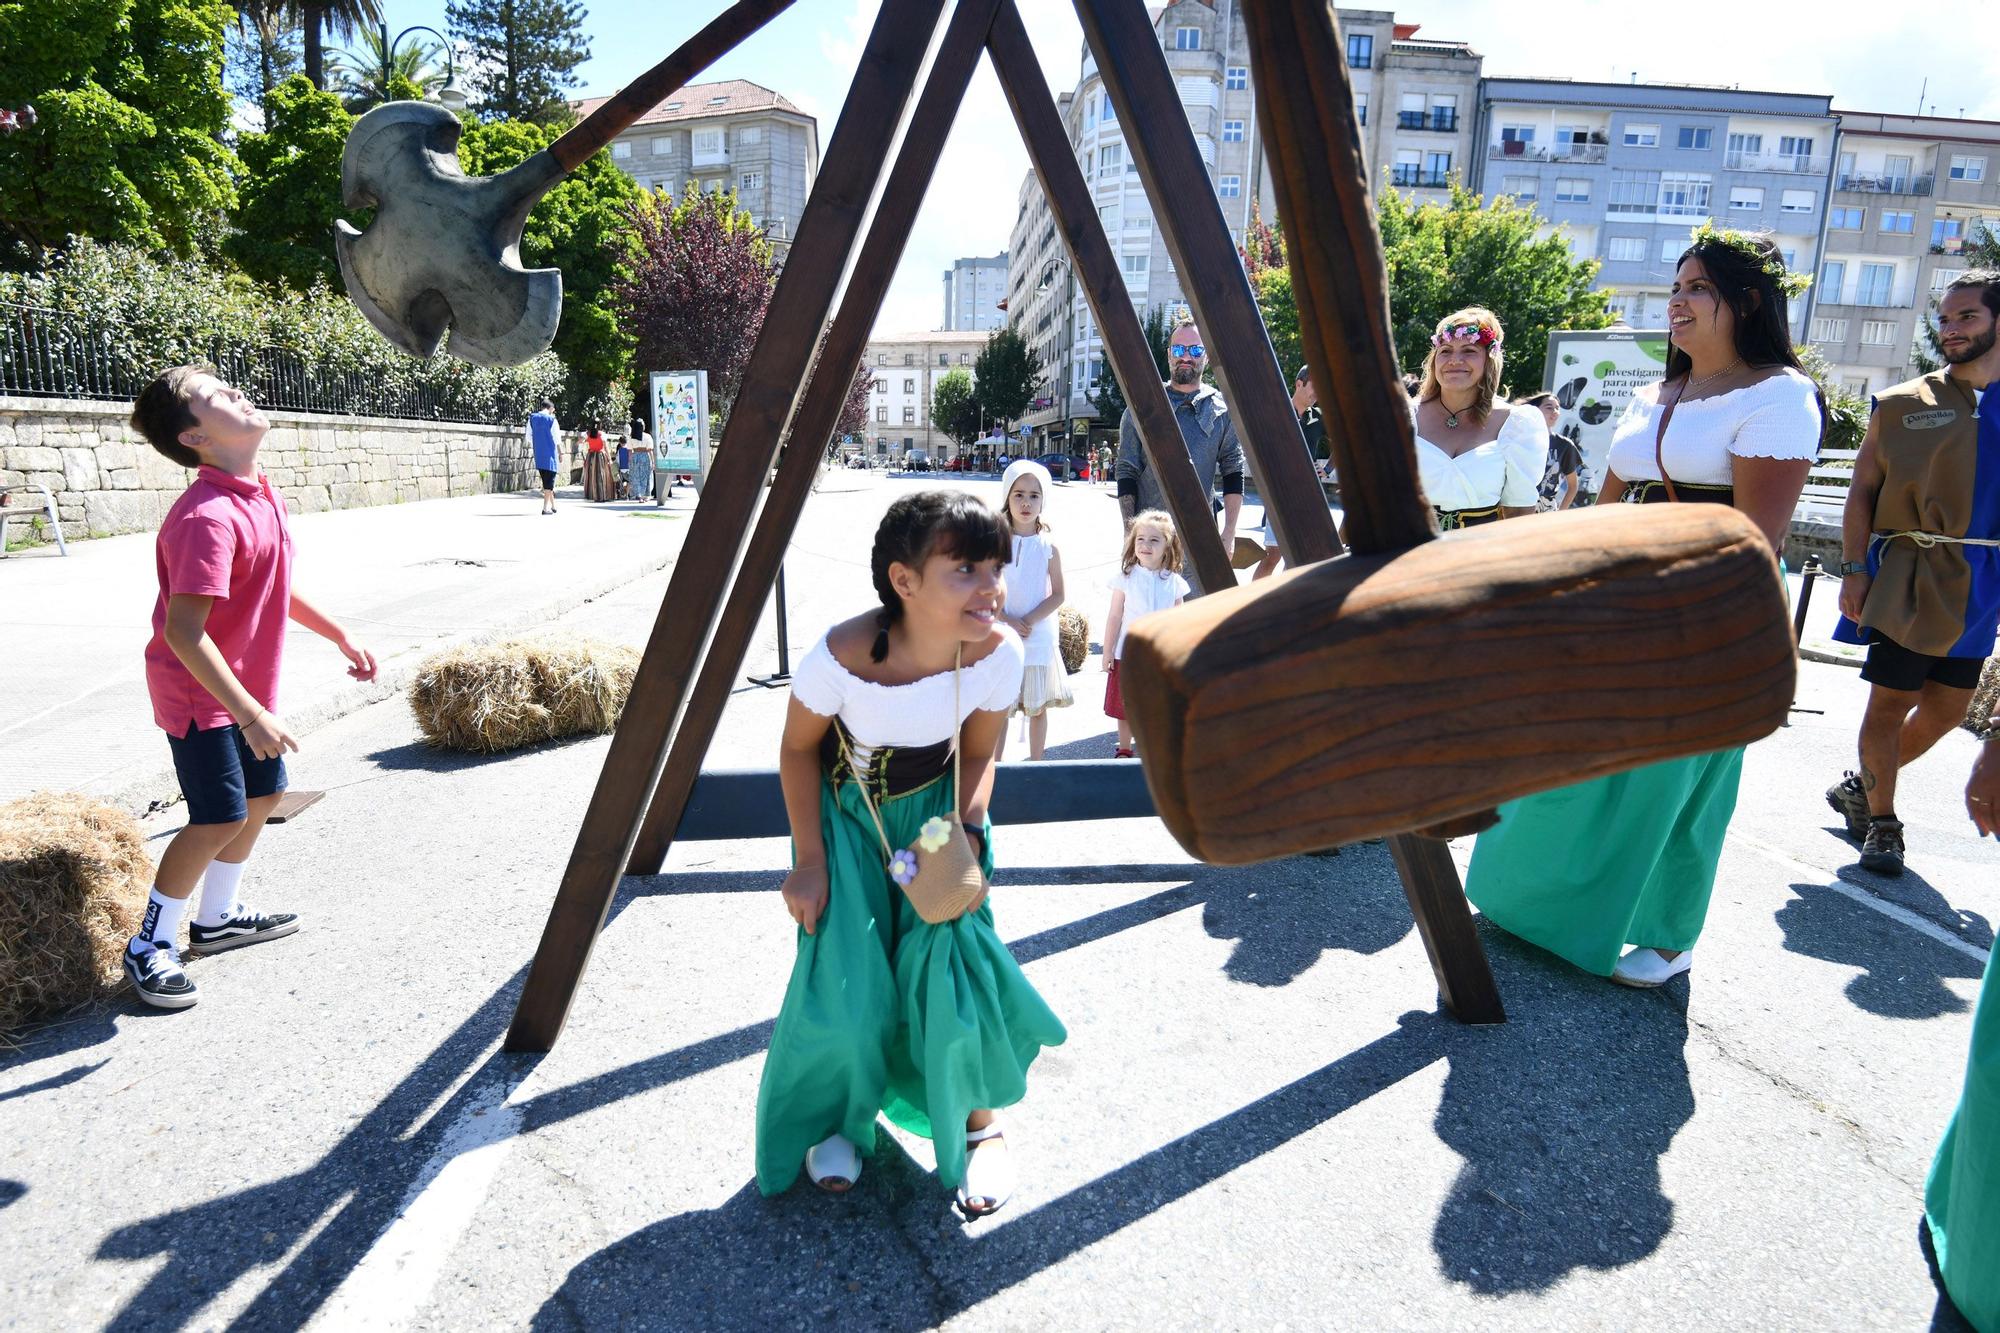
top-left (755, 490), bottom-right (1067, 1216)
top-left (996, 460), bottom-right (1070, 761)
top-left (1101, 510), bottom-right (1189, 758)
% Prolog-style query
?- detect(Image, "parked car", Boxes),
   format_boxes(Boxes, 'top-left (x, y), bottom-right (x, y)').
top-left (1034, 451), bottom-right (1091, 481)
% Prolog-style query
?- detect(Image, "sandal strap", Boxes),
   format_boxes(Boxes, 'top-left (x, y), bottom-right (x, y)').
top-left (965, 1122), bottom-right (1005, 1145)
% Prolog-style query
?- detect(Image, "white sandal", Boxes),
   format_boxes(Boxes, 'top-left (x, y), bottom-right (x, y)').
top-left (805, 1132), bottom-right (860, 1193)
top-left (957, 1121), bottom-right (1013, 1217)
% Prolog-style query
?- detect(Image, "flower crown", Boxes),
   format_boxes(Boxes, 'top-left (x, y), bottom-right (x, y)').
top-left (1431, 322), bottom-right (1500, 350)
top-left (1686, 222), bottom-right (1813, 301)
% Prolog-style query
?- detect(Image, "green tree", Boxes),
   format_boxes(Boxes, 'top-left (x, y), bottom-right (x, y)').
top-left (973, 325), bottom-right (1043, 430)
top-left (1086, 303), bottom-right (1172, 420)
top-left (0, 0), bottom-right (239, 268)
top-left (299, 0), bottom-right (381, 91)
top-left (226, 75), bottom-right (351, 290)
top-left (1794, 344), bottom-right (1869, 455)
top-left (1376, 180), bottom-right (1613, 394)
top-left (448, 0), bottom-right (589, 126)
top-left (1913, 229), bottom-right (2000, 373)
top-left (226, 1), bottom-right (304, 116)
top-left (460, 118), bottom-right (644, 418)
top-left (932, 367), bottom-right (981, 447)
top-left (328, 26), bottom-right (447, 114)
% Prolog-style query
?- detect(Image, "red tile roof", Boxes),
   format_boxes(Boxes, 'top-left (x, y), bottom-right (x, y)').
top-left (570, 79), bottom-right (809, 130)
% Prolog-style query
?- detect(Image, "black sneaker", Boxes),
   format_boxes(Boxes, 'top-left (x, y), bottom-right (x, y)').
top-left (186, 908), bottom-right (300, 957)
top-left (1825, 772), bottom-right (1870, 842)
top-left (1860, 818), bottom-right (1906, 877)
top-left (124, 943), bottom-right (198, 1009)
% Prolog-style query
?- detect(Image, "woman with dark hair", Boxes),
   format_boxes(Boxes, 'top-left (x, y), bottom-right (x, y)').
top-left (1465, 227), bottom-right (1823, 988)
top-left (1515, 390), bottom-right (1584, 510)
top-left (581, 422), bottom-right (616, 503)
top-left (626, 416), bottom-right (657, 506)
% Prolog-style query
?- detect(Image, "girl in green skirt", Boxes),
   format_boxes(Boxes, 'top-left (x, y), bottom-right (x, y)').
top-left (755, 491), bottom-right (1067, 1216)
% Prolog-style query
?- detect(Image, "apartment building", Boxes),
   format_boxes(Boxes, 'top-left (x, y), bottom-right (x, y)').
top-left (1004, 2), bottom-right (1478, 450)
top-left (860, 330), bottom-right (989, 460)
top-left (575, 79), bottom-right (819, 261)
top-left (943, 253), bottom-right (1009, 332)
top-left (1470, 80), bottom-right (1837, 337)
top-left (1808, 112), bottom-right (2000, 398)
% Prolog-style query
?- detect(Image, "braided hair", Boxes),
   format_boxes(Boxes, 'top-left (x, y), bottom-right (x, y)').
top-left (868, 489), bottom-right (1012, 662)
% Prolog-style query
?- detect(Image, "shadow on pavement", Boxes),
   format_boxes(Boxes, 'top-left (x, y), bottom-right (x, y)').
top-left (0, 1057), bottom-right (109, 1104)
top-left (0, 1007), bottom-right (123, 1078)
top-left (1040, 729), bottom-right (1121, 761)
top-left (1429, 928), bottom-right (1694, 1295)
top-left (0, 1179), bottom-right (24, 1210)
top-left (363, 734), bottom-right (600, 774)
top-left (1775, 882), bottom-right (1986, 1019)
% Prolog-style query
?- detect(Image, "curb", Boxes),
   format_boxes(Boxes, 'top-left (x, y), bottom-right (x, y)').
top-left (1800, 643), bottom-right (1864, 670)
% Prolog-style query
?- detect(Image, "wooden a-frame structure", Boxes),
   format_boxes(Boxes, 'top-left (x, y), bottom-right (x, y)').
top-left (503, 0), bottom-right (1508, 1053)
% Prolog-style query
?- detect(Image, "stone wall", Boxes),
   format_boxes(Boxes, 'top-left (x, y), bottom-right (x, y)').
top-left (0, 396), bottom-right (537, 544)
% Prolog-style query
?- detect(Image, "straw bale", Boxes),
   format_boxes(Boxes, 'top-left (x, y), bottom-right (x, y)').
top-left (1056, 604), bottom-right (1088, 675)
top-left (410, 634), bottom-right (640, 753)
top-left (0, 793), bottom-right (149, 1035)
top-left (1967, 656), bottom-right (2000, 739)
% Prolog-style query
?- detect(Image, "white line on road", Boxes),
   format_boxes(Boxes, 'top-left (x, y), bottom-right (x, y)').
top-left (1729, 832), bottom-right (1990, 964)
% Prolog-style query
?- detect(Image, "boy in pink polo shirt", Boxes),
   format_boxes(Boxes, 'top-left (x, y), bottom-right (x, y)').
top-left (123, 365), bottom-right (378, 1009)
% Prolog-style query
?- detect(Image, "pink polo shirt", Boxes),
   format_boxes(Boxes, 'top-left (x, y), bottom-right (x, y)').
top-left (144, 466), bottom-right (294, 735)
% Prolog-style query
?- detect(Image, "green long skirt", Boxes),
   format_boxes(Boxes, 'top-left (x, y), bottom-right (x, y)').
top-left (1928, 945), bottom-right (2000, 1331)
top-left (1464, 748), bottom-right (1745, 977)
top-left (754, 772), bottom-right (1068, 1195)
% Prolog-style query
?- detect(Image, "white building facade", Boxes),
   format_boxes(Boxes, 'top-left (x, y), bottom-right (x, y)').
top-left (943, 253), bottom-right (1009, 331)
top-left (860, 330), bottom-right (989, 461)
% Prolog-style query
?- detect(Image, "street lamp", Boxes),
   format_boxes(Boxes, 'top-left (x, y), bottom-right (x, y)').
top-left (381, 22), bottom-right (468, 113)
top-left (1034, 256), bottom-right (1068, 297)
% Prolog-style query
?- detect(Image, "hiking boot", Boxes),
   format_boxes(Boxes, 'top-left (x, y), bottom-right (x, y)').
top-left (124, 943), bottom-right (198, 1010)
top-left (186, 908), bottom-right (300, 957)
top-left (1825, 772), bottom-right (1870, 842)
top-left (1860, 818), bottom-right (1906, 877)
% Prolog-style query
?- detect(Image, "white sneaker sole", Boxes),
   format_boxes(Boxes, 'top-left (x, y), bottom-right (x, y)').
top-left (184, 918), bottom-right (300, 957)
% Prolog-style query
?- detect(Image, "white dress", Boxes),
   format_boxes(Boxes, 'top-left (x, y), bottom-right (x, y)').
top-left (790, 627), bottom-right (1026, 774)
top-left (1414, 403), bottom-right (1548, 512)
top-left (1105, 565), bottom-right (1191, 659)
top-left (1605, 367), bottom-right (1822, 485)
top-left (1005, 532), bottom-right (1072, 715)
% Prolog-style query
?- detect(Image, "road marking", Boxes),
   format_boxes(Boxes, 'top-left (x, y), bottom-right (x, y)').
top-left (1730, 832), bottom-right (1990, 965)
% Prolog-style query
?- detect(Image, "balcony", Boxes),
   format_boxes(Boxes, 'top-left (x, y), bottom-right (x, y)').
top-left (1489, 142), bottom-right (1607, 164)
top-left (1836, 173), bottom-right (1935, 196)
top-left (1390, 167), bottom-right (1452, 189)
top-left (1723, 151), bottom-right (1827, 175)
top-left (1398, 110), bottom-right (1458, 132)
top-left (691, 141), bottom-right (729, 169)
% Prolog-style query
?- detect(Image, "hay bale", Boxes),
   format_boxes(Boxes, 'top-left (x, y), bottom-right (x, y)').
top-left (1057, 604), bottom-right (1089, 674)
top-left (410, 634), bottom-right (640, 753)
top-left (0, 793), bottom-right (149, 1034)
top-left (1967, 656), bottom-right (2000, 739)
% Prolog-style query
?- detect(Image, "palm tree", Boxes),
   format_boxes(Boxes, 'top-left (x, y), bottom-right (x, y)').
top-left (232, 0), bottom-right (303, 110)
top-left (299, 0), bottom-right (384, 91)
top-left (328, 27), bottom-right (445, 112)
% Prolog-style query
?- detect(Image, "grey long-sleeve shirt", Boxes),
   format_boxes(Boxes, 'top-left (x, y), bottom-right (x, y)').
top-left (1115, 382), bottom-right (1245, 518)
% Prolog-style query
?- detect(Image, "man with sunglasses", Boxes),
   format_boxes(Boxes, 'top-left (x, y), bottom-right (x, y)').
top-left (1114, 318), bottom-right (1245, 587)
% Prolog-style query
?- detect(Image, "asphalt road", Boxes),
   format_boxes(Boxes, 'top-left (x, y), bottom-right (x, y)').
top-left (1, 473), bottom-right (1991, 1330)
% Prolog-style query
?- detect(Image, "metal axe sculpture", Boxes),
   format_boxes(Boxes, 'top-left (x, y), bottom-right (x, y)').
top-left (333, 0), bottom-right (793, 365)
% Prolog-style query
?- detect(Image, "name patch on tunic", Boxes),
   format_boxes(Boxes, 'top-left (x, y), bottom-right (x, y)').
top-left (1902, 409), bottom-right (1959, 430)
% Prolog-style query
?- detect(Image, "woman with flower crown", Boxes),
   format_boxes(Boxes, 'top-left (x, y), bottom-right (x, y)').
top-left (754, 490), bottom-right (1066, 1218)
top-left (1464, 227), bottom-right (1824, 988)
top-left (1410, 306), bottom-right (1550, 531)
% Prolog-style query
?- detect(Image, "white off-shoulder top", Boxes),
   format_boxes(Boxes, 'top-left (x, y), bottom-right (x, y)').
top-left (790, 627), bottom-right (1025, 772)
top-left (1413, 403), bottom-right (1549, 511)
top-left (1605, 367), bottom-right (1822, 485)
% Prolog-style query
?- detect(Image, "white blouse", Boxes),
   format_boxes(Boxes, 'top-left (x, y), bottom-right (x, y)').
top-left (790, 627), bottom-right (1025, 772)
top-left (1106, 566), bottom-right (1191, 658)
top-left (1004, 533), bottom-right (1060, 669)
top-left (1414, 404), bottom-right (1548, 511)
top-left (1605, 367), bottom-right (1821, 485)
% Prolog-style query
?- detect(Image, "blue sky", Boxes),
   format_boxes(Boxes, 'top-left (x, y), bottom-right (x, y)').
top-left (367, 1), bottom-right (2000, 335)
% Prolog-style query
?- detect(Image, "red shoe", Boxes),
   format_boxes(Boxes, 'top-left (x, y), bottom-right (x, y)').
top-left (1114, 747), bottom-right (1134, 759)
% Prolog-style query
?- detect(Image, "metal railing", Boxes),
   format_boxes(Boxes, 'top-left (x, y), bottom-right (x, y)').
top-left (1836, 173), bottom-right (1935, 196)
top-left (1488, 142), bottom-right (1607, 164)
top-left (1397, 111), bottom-right (1457, 132)
top-left (1389, 167), bottom-right (1452, 188)
top-left (0, 302), bottom-right (523, 422)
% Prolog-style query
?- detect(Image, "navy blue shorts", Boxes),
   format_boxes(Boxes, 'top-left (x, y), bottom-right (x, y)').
top-left (167, 722), bottom-right (288, 825)
top-left (1861, 635), bottom-right (1985, 693)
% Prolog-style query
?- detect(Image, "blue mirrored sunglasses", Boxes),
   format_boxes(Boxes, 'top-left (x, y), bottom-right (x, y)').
top-left (1170, 342), bottom-right (1205, 358)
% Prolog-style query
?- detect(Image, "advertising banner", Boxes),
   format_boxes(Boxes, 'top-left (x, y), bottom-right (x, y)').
top-left (649, 370), bottom-right (711, 484)
top-left (1541, 330), bottom-right (1670, 489)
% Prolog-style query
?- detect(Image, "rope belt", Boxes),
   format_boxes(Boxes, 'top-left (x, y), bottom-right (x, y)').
top-left (1875, 529), bottom-right (2000, 551)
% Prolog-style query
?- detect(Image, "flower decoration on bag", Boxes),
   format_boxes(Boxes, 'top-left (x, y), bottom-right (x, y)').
top-left (889, 848), bottom-right (918, 888)
top-left (916, 817), bottom-right (954, 854)
top-left (1686, 222), bottom-right (1813, 301)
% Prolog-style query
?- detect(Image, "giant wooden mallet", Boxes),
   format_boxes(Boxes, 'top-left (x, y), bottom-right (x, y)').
top-left (1118, 2), bottom-right (1797, 865)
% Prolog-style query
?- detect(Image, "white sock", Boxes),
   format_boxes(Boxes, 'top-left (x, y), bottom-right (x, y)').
top-left (196, 859), bottom-right (248, 927)
top-left (133, 887), bottom-right (189, 952)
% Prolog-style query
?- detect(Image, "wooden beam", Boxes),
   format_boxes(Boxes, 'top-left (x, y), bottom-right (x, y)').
top-left (625, 0), bottom-right (1005, 876)
top-left (1070, 0), bottom-right (1340, 569)
top-left (986, 0), bottom-right (1234, 595)
top-left (503, 0), bottom-right (950, 1054)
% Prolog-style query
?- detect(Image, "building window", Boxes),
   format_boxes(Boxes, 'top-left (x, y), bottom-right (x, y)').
top-left (1880, 210), bottom-right (1915, 234)
top-left (738, 125), bottom-right (763, 146)
top-left (938, 352), bottom-right (949, 366)
top-left (1819, 260), bottom-right (1845, 303)
top-left (739, 171), bottom-right (763, 191)
top-left (1175, 26), bottom-right (1200, 50)
top-left (1607, 236), bottom-right (1645, 262)
top-left (1623, 123), bottom-right (1660, 148)
top-left (1830, 206), bottom-right (1865, 230)
top-left (1122, 253), bottom-right (1148, 277)
top-left (1949, 154), bottom-right (1988, 182)
top-left (693, 129), bottom-right (721, 153)
top-left (1778, 135), bottom-right (1814, 168)
top-left (1423, 151), bottom-right (1452, 185)
top-left (875, 406), bottom-right (887, 423)
top-left (1780, 189), bottom-right (1815, 214)
top-left (1502, 175), bottom-right (1537, 200)
top-left (611, 141), bottom-right (631, 159)
top-left (1500, 124), bottom-right (1536, 145)
top-left (1933, 217), bottom-right (1963, 249)
top-left (960, 353), bottom-right (971, 364)
top-left (1809, 317), bottom-right (1848, 343)
top-left (874, 378), bottom-right (886, 394)
top-left (1658, 172), bottom-right (1712, 217)
top-left (1222, 119), bottom-right (1245, 142)
top-left (1218, 174), bottom-right (1242, 198)
top-left (1355, 92), bottom-right (1367, 125)
top-left (1661, 236), bottom-right (1683, 263)
top-left (1729, 186), bottom-right (1764, 211)
top-left (1346, 32), bottom-right (1372, 67)
top-left (1860, 320), bottom-right (1898, 345)
top-left (1099, 143), bottom-right (1125, 174)
top-left (1607, 171), bottom-right (1661, 213)
top-left (1856, 262), bottom-right (1896, 305)
top-left (1430, 96), bottom-right (1457, 132)
top-left (1554, 178), bottom-right (1590, 203)
top-left (1842, 375), bottom-right (1870, 396)
top-left (902, 377), bottom-right (915, 393)
top-left (903, 405), bottom-right (916, 424)
top-left (1933, 267), bottom-right (1965, 293)
top-left (1677, 127), bottom-right (1711, 150)
top-left (1225, 66), bottom-right (1247, 91)
top-left (651, 135), bottom-right (673, 157)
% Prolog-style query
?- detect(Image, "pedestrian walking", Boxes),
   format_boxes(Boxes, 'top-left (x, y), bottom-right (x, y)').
top-left (755, 490), bottom-right (1066, 1216)
top-left (1251, 364), bottom-right (1333, 581)
top-left (626, 416), bottom-right (657, 506)
top-left (529, 399), bottom-right (561, 514)
top-left (581, 423), bottom-right (615, 503)
top-left (994, 461), bottom-right (1071, 761)
top-left (1517, 390), bottom-right (1584, 510)
top-left (1825, 270), bottom-right (2000, 876)
top-left (1101, 510), bottom-right (1188, 759)
top-left (1412, 308), bottom-right (1548, 530)
top-left (1465, 227), bottom-right (1823, 988)
top-left (122, 365), bottom-right (379, 1009)
top-left (1113, 317), bottom-right (1244, 589)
